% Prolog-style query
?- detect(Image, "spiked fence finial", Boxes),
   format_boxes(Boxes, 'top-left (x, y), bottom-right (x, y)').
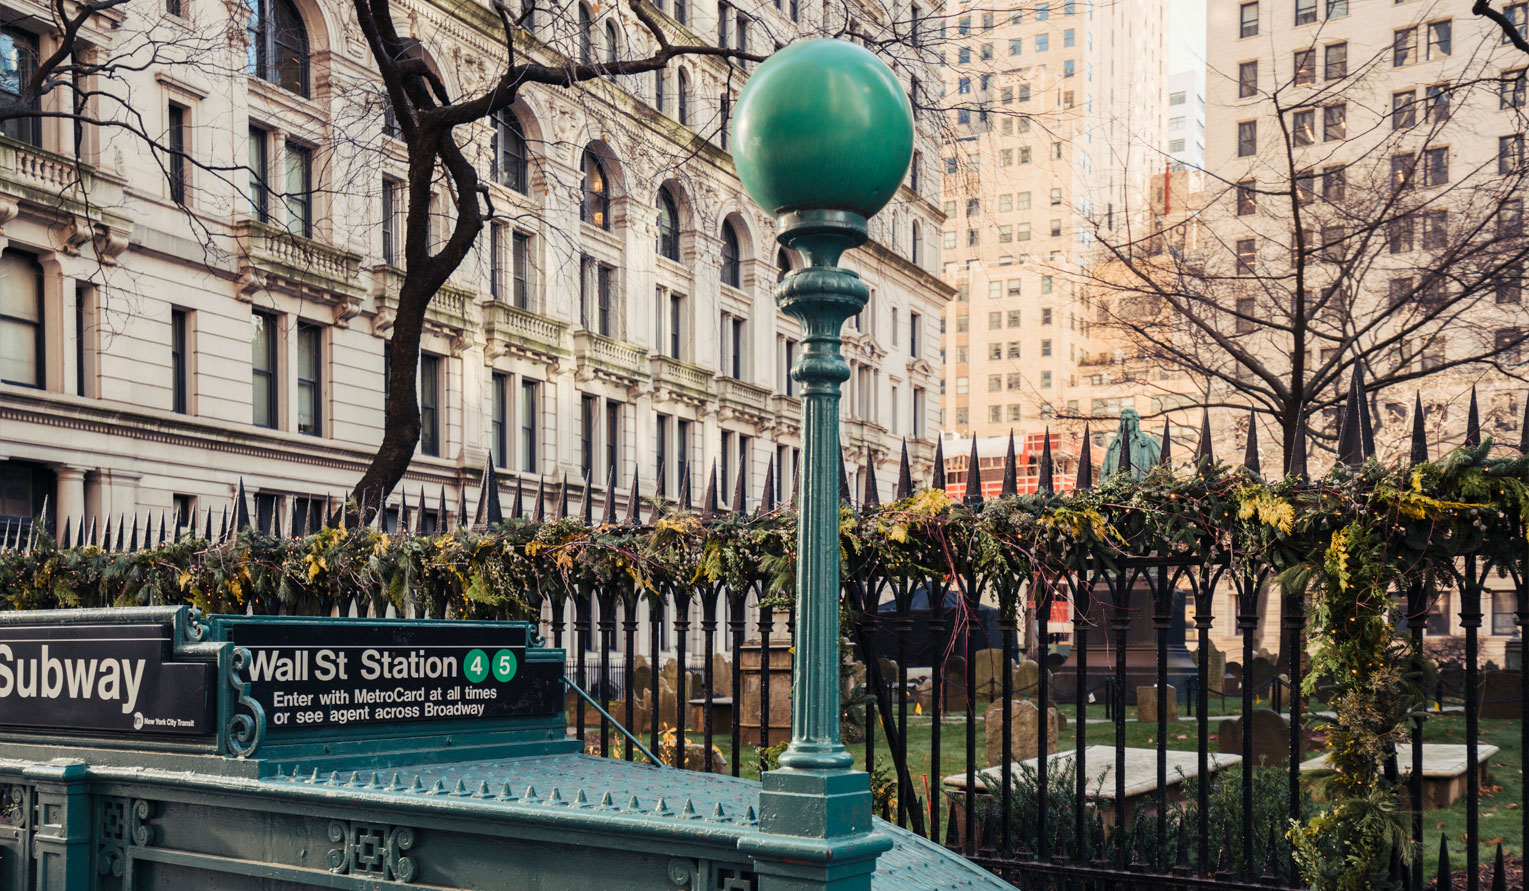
top-left (1289, 407), bottom-right (1308, 481)
top-left (1411, 392), bottom-right (1429, 465)
top-left (702, 461), bottom-right (719, 519)
top-left (1038, 429), bottom-right (1055, 495)
top-left (1465, 385), bottom-right (1482, 447)
top-left (896, 439), bottom-right (914, 499)
top-left (759, 458), bottom-right (777, 514)
top-left (963, 436), bottom-right (984, 506)
top-left (1000, 431), bottom-right (1018, 497)
top-left (603, 464), bottom-right (619, 525)
top-left (457, 486), bottom-right (468, 529)
top-left (931, 437), bottom-right (947, 490)
top-left (509, 482), bottom-right (522, 521)
top-left (1519, 391), bottom-right (1529, 454)
top-left (580, 473), bottom-right (594, 525)
top-left (438, 486), bottom-right (449, 530)
top-left (862, 445), bottom-right (881, 509)
top-left (1243, 410), bottom-right (1263, 476)
top-left (678, 462), bottom-right (693, 511)
top-left (557, 473), bottom-right (570, 519)
top-left (1076, 426), bottom-right (1094, 490)
top-left (1195, 407), bottom-right (1215, 467)
top-left (233, 478), bottom-right (251, 533)
top-left (476, 463), bottom-right (503, 528)
top-left (129, 514), bottom-right (139, 551)
top-left (1158, 418), bottom-right (1173, 468)
top-left (731, 457), bottom-right (748, 515)
top-left (415, 488), bottom-right (429, 535)
top-left (624, 467), bottom-right (642, 525)
top-left (535, 476), bottom-right (547, 523)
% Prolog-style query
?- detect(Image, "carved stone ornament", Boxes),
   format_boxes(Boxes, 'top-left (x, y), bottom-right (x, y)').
top-left (327, 820), bottom-right (418, 882)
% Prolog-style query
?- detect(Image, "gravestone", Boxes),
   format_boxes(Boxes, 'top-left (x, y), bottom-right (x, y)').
top-left (943, 656), bottom-right (969, 712)
top-left (1224, 662), bottom-right (1243, 695)
top-left (661, 657), bottom-right (681, 691)
top-left (1193, 644), bottom-right (1226, 694)
top-left (1217, 708), bottom-right (1298, 766)
top-left (1014, 658), bottom-right (1042, 698)
top-left (877, 656), bottom-right (901, 687)
top-left (1245, 655), bottom-right (1277, 698)
top-left (1136, 685), bottom-right (1178, 723)
top-left (1479, 669), bottom-right (1523, 719)
top-left (712, 652), bottom-right (734, 698)
top-left (971, 648), bottom-right (1007, 705)
top-left (633, 662), bottom-right (653, 697)
top-left (984, 699), bottom-right (1061, 766)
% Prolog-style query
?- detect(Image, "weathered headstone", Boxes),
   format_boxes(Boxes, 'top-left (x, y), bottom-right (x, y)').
top-left (712, 652), bottom-right (734, 698)
top-left (661, 657), bottom-right (681, 691)
top-left (633, 662), bottom-right (653, 697)
top-left (943, 656), bottom-right (969, 712)
top-left (1223, 662), bottom-right (1243, 696)
top-left (971, 648), bottom-right (1007, 704)
top-left (1479, 669), bottom-right (1522, 719)
top-left (1136, 685), bottom-right (1178, 723)
top-left (1192, 644), bottom-right (1226, 694)
top-left (1245, 656), bottom-right (1277, 698)
top-left (984, 699), bottom-right (1061, 766)
top-left (1216, 708), bottom-right (1297, 766)
top-left (1013, 658), bottom-right (1041, 698)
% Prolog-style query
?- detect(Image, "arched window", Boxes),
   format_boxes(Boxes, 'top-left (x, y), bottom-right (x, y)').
top-left (911, 220), bottom-right (921, 264)
top-left (656, 188), bottom-right (680, 260)
top-left (677, 69), bottom-right (690, 125)
top-left (578, 4), bottom-right (594, 64)
top-left (654, 69), bottom-right (666, 113)
top-left (605, 21), bottom-right (618, 63)
top-left (721, 221), bottom-right (741, 287)
top-left (776, 248), bottom-right (792, 282)
top-left (246, 0), bottom-right (309, 97)
top-left (581, 149), bottom-right (610, 229)
top-left (494, 110), bottom-right (528, 194)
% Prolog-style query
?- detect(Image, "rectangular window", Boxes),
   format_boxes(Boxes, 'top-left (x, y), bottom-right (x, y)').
top-left (1324, 42), bottom-right (1346, 80)
top-left (606, 399), bottom-right (622, 482)
top-left (296, 321), bottom-right (322, 436)
top-left (1327, 0), bottom-right (1347, 16)
top-left (491, 372), bottom-right (508, 468)
top-left (1240, 1), bottom-right (1258, 36)
top-left (1501, 134), bottom-right (1525, 174)
top-left (167, 103), bottom-right (188, 204)
top-left (656, 413), bottom-right (671, 496)
top-left (382, 178), bottom-right (400, 265)
top-left (1507, 3), bottom-right (1527, 44)
top-left (171, 308), bottom-right (189, 414)
top-left (1506, 69), bottom-right (1528, 110)
top-left (284, 141), bottom-right (313, 237)
top-left (1322, 165), bottom-right (1346, 200)
top-left (1236, 238), bottom-right (1256, 274)
top-left (909, 311), bottom-right (921, 358)
top-left (1238, 121), bottom-right (1256, 156)
top-left (1392, 152), bottom-right (1415, 191)
top-left (1389, 215), bottom-right (1415, 253)
top-left (1236, 180), bottom-right (1256, 215)
top-left (248, 127), bottom-right (269, 221)
top-left (1323, 103), bottom-right (1345, 141)
top-left (1238, 61), bottom-right (1257, 97)
top-left (580, 394), bottom-right (597, 477)
top-left (1422, 209), bottom-right (1448, 249)
top-left (419, 354), bottom-right (440, 456)
top-left (0, 30), bottom-right (39, 147)
top-left (512, 231), bottom-right (532, 309)
top-left (1427, 20), bottom-right (1451, 58)
top-left (720, 430), bottom-right (733, 504)
top-left (1294, 49), bottom-right (1315, 85)
top-left (489, 223), bottom-right (505, 301)
top-left (1497, 266), bottom-right (1524, 304)
top-left (1392, 90), bottom-right (1416, 129)
top-left (251, 311), bottom-right (277, 428)
top-left (1423, 147), bottom-right (1449, 186)
top-left (519, 379), bottom-right (539, 472)
top-left (1295, 0), bottom-right (1316, 23)
top-left (1426, 84), bottom-right (1450, 122)
top-left (1394, 27), bottom-right (1416, 66)
top-left (1293, 109), bottom-right (1315, 146)
top-left (0, 250), bottom-right (43, 388)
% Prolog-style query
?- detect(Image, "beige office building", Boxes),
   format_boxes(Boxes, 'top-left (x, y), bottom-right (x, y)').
top-left (936, 0), bottom-right (1166, 439)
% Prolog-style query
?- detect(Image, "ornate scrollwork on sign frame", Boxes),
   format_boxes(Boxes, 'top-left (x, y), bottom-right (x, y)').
top-left (327, 820), bottom-right (418, 882)
top-left (96, 798), bottom-right (153, 877)
top-left (224, 646), bottom-right (266, 758)
top-left (0, 782), bottom-right (30, 829)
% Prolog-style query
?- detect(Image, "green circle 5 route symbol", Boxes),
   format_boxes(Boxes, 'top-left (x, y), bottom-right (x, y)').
top-left (464, 649), bottom-right (490, 683)
top-left (492, 649), bottom-right (518, 682)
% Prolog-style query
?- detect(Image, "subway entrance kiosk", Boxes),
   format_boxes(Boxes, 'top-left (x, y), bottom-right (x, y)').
top-left (0, 607), bottom-right (1004, 890)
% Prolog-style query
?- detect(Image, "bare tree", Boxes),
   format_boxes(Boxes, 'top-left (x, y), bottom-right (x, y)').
top-left (1075, 30), bottom-right (1529, 469)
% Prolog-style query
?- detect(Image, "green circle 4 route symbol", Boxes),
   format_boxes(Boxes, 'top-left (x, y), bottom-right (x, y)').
top-left (464, 649), bottom-right (490, 683)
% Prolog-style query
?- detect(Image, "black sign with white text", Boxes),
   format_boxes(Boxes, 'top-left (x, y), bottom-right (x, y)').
top-left (0, 624), bottom-right (213, 735)
top-left (225, 621), bottom-right (561, 731)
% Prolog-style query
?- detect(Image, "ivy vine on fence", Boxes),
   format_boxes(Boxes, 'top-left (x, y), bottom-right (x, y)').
top-left (2, 445), bottom-right (1527, 890)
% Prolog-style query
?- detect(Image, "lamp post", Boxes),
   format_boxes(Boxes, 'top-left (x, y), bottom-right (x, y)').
top-left (732, 38), bottom-right (913, 861)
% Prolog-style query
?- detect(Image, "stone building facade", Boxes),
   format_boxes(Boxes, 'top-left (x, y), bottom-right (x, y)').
top-left (0, 0), bottom-right (950, 533)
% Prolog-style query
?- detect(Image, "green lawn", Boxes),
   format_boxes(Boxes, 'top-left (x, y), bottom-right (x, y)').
top-left (643, 706), bottom-right (1523, 880)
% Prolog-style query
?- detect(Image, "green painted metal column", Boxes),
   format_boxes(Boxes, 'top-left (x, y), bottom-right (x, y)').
top-left (732, 38), bottom-right (913, 888)
top-left (24, 759), bottom-right (92, 891)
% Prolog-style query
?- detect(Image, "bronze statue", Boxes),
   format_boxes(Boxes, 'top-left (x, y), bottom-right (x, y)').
top-left (1100, 409), bottom-right (1160, 478)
